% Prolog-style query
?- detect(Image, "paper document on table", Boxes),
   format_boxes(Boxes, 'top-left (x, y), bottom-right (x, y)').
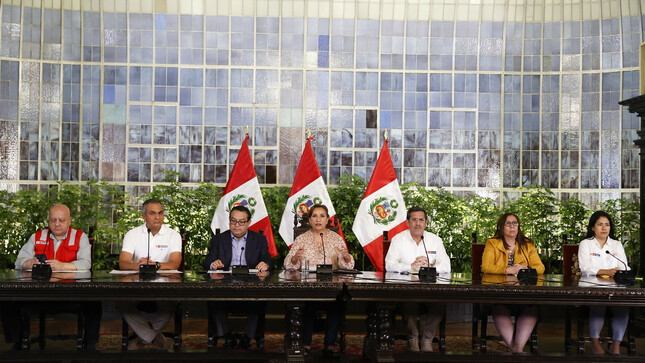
top-left (109, 270), bottom-right (183, 274)
top-left (24, 269), bottom-right (89, 273)
top-left (208, 269), bottom-right (259, 274)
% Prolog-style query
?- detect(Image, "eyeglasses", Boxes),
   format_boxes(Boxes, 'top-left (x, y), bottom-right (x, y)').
top-left (409, 218), bottom-right (426, 223)
top-left (229, 219), bottom-right (249, 226)
top-left (505, 221), bottom-right (519, 227)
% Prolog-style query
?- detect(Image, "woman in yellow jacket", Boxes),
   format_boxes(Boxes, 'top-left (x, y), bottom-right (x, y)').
top-left (482, 213), bottom-right (545, 353)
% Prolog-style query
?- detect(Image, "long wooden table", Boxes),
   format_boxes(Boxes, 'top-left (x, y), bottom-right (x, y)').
top-left (1, 269), bottom-right (643, 362)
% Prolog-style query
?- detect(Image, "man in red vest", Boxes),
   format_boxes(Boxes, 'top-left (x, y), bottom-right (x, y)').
top-left (15, 204), bottom-right (91, 270)
top-left (1, 204), bottom-right (101, 351)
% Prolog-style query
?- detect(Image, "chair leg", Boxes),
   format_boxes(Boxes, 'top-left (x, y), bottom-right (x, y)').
top-left (76, 311), bottom-right (84, 350)
top-left (121, 318), bottom-right (129, 351)
top-left (173, 303), bottom-right (182, 351)
top-left (21, 309), bottom-right (31, 351)
top-left (207, 307), bottom-right (216, 352)
top-left (471, 303), bottom-right (480, 350)
top-left (339, 318), bottom-right (346, 353)
top-left (576, 309), bottom-right (585, 353)
top-left (439, 310), bottom-right (447, 352)
top-left (564, 306), bottom-right (572, 352)
top-left (530, 323), bottom-right (538, 352)
top-left (38, 312), bottom-right (46, 350)
top-left (256, 308), bottom-right (266, 350)
top-left (480, 306), bottom-right (488, 353)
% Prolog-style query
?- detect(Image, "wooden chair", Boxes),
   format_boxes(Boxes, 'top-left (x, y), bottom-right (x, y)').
top-left (563, 243), bottom-right (636, 354)
top-left (21, 235), bottom-right (96, 351)
top-left (121, 235), bottom-right (185, 351)
top-left (292, 212), bottom-right (346, 353)
top-left (382, 231), bottom-right (447, 352)
top-left (471, 238), bottom-right (537, 353)
top-left (206, 228), bottom-right (267, 351)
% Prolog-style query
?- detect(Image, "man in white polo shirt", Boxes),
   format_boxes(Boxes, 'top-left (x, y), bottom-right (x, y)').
top-left (385, 206), bottom-right (451, 352)
top-left (117, 198), bottom-right (182, 351)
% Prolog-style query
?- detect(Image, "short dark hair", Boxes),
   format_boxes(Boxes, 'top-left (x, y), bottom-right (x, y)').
top-left (585, 211), bottom-right (616, 240)
top-left (142, 198), bottom-right (163, 214)
top-left (230, 205), bottom-right (252, 221)
top-left (406, 206), bottom-right (427, 220)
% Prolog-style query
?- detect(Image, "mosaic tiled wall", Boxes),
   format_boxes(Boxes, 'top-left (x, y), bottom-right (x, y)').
top-left (0, 0), bottom-right (642, 205)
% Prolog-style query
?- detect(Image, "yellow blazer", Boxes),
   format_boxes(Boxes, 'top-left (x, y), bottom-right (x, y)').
top-left (481, 237), bottom-right (545, 275)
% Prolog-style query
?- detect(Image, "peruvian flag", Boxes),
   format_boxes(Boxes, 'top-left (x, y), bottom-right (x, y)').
top-left (352, 139), bottom-right (408, 271)
top-left (211, 134), bottom-right (277, 257)
top-left (278, 137), bottom-right (344, 248)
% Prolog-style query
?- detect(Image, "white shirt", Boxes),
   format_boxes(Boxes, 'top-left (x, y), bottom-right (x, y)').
top-left (385, 230), bottom-right (451, 274)
top-left (121, 224), bottom-right (182, 263)
top-left (578, 236), bottom-right (630, 276)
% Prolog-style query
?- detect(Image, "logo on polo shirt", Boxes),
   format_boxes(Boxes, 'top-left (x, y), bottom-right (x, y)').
top-left (591, 253), bottom-right (600, 257)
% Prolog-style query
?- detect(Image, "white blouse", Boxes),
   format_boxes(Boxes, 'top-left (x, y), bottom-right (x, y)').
top-left (577, 236), bottom-right (630, 276)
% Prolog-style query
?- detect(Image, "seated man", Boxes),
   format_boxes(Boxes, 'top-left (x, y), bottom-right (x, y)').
top-left (203, 205), bottom-right (271, 349)
top-left (117, 198), bottom-right (182, 351)
top-left (1, 204), bottom-right (101, 351)
top-left (384, 206), bottom-right (451, 352)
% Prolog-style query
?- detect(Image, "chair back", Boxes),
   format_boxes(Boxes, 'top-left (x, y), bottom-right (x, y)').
top-left (563, 244), bottom-right (580, 277)
top-left (179, 229), bottom-right (186, 272)
top-left (472, 243), bottom-right (485, 278)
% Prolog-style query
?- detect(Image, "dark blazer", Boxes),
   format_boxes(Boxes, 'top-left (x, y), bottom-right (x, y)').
top-left (203, 229), bottom-right (272, 270)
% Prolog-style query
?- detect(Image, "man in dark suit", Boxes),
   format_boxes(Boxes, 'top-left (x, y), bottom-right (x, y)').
top-left (203, 205), bottom-right (271, 349)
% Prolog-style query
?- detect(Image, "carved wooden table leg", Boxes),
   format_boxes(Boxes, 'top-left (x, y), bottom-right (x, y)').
top-left (363, 302), bottom-right (395, 362)
top-left (284, 302), bottom-right (305, 362)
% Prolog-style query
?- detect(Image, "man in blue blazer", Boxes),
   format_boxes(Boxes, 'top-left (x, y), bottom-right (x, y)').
top-left (203, 205), bottom-right (272, 349)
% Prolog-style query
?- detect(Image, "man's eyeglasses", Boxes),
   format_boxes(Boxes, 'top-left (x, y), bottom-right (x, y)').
top-left (409, 218), bottom-right (426, 223)
top-left (229, 219), bottom-right (249, 226)
top-left (505, 221), bottom-right (519, 227)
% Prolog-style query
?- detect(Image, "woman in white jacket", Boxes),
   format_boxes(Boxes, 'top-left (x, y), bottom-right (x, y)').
top-left (577, 211), bottom-right (630, 355)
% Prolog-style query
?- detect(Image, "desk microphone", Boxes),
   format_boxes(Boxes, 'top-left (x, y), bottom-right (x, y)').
top-left (232, 245), bottom-right (249, 275)
top-left (32, 230), bottom-right (53, 280)
top-left (517, 244), bottom-right (537, 284)
top-left (316, 232), bottom-right (333, 274)
top-left (418, 235), bottom-right (436, 282)
top-left (139, 227), bottom-right (157, 279)
top-left (605, 250), bottom-right (635, 283)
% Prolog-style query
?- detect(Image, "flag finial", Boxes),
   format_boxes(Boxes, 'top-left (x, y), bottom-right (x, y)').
top-left (245, 126), bottom-right (249, 138)
top-left (384, 130), bottom-right (388, 140)
top-left (307, 128), bottom-right (312, 140)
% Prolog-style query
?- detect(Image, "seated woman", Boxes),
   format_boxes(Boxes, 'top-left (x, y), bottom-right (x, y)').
top-left (481, 213), bottom-right (545, 353)
top-left (578, 211), bottom-right (630, 355)
top-left (283, 204), bottom-right (354, 357)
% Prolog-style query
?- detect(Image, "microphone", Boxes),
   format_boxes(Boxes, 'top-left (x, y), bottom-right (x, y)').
top-left (418, 235), bottom-right (436, 282)
top-left (32, 230), bottom-right (53, 280)
top-left (517, 244), bottom-right (538, 284)
top-left (232, 244), bottom-right (249, 275)
top-left (605, 250), bottom-right (635, 284)
top-left (316, 232), bottom-right (333, 274)
top-left (139, 227), bottom-right (157, 280)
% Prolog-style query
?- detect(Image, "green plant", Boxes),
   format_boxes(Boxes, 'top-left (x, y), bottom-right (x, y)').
top-left (329, 174), bottom-right (367, 269)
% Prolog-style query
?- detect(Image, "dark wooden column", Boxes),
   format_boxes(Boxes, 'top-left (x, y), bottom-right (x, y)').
top-left (618, 94), bottom-right (645, 277)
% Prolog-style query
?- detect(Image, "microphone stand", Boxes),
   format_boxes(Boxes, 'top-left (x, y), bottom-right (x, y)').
top-left (605, 250), bottom-right (635, 284)
top-left (32, 230), bottom-right (53, 280)
top-left (316, 232), bottom-right (333, 275)
top-left (517, 244), bottom-right (538, 284)
top-left (232, 246), bottom-right (249, 275)
top-left (418, 235), bottom-right (436, 282)
top-left (139, 227), bottom-right (158, 280)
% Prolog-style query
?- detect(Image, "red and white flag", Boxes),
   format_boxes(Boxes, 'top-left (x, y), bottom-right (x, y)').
top-left (211, 134), bottom-right (277, 257)
top-left (278, 137), bottom-right (344, 248)
top-left (352, 139), bottom-right (408, 271)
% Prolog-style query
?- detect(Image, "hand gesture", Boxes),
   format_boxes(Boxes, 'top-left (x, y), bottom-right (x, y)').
top-left (210, 259), bottom-right (225, 270)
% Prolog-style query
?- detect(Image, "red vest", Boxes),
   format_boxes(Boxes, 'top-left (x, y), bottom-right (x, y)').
top-left (33, 227), bottom-right (83, 262)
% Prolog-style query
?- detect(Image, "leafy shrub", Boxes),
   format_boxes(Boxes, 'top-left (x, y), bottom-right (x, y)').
top-left (0, 180), bottom-right (639, 275)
